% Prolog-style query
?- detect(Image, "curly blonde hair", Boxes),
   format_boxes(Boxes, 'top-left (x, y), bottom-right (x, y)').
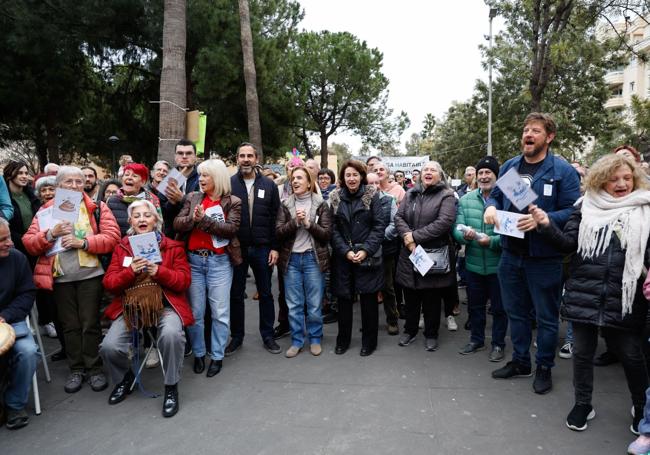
top-left (584, 154), bottom-right (649, 194)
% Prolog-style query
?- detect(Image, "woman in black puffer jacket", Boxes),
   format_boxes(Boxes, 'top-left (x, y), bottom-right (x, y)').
top-left (530, 154), bottom-right (650, 435)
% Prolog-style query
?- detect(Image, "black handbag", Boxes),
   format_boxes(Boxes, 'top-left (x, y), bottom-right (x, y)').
top-left (414, 246), bottom-right (450, 275)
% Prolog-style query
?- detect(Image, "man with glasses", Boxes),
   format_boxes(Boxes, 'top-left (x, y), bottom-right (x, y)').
top-left (394, 170), bottom-right (407, 191)
top-left (457, 166), bottom-right (477, 199)
top-left (160, 140), bottom-right (200, 235)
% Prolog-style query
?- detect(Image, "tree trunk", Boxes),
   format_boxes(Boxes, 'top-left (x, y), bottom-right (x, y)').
top-left (35, 139), bottom-right (47, 172)
top-left (238, 0), bottom-right (264, 163)
top-left (320, 131), bottom-right (328, 169)
top-left (528, 0), bottom-right (573, 112)
top-left (45, 112), bottom-right (60, 165)
top-left (158, 0), bottom-right (187, 164)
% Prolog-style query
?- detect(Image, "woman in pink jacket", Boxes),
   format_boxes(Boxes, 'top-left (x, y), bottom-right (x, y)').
top-left (22, 166), bottom-right (120, 394)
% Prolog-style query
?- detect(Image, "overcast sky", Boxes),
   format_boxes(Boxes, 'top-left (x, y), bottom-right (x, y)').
top-left (298, 0), bottom-right (505, 152)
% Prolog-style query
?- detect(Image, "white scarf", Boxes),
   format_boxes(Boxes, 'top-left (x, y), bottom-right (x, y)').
top-left (577, 189), bottom-right (650, 315)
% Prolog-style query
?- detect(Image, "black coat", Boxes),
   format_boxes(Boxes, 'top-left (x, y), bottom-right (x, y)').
top-left (159, 167), bottom-right (200, 238)
top-left (107, 196), bottom-right (130, 237)
top-left (231, 170), bottom-right (281, 249)
top-left (329, 185), bottom-right (386, 298)
top-left (540, 207), bottom-right (650, 331)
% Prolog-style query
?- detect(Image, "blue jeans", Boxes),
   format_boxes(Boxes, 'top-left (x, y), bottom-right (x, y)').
top-left (498, 251), bottom-right (563, 369)
top-left (188, 253), bottom-right (233, 360)
top-left (284, 251), bottom-right (324, 347)
top-left (565, 321), bottom-right (574, 344)
top-left (5, 321), bottom-right (38, 410)
top-left (466, 270), bottom-right (507, 349)
top-left (230, 246), bottom-right (275, 342)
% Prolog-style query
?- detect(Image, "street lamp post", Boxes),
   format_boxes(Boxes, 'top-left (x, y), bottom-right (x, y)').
top-left (488, 7), bottom-right (497, 157)
top-left (108, 135), bottom-right (119, 177)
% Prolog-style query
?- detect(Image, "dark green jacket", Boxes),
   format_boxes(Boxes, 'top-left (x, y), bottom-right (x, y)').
top-left (452, 189), bottom-right (501, 275)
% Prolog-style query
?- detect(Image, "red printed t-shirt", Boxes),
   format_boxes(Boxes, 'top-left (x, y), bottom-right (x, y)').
top-left (188, 196), bottom-right (226, 254)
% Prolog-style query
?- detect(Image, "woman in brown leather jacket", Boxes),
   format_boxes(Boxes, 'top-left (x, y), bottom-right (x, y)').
top-left (173, 159), bottom-right (242, 378)
top-left (276, 167), bottom-right (332, 358)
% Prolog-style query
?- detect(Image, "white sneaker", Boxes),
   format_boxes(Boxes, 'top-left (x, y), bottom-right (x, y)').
top-left (446, 315), bottom-right (458, 331)
top-left (559, 341), bottom-right (573, 359)
top-left (145, 348), bottom-right (160, 369)
top-left (418, 316), bottom-right (424, 329)
top-left (41, 322), bottom-right (58, 338)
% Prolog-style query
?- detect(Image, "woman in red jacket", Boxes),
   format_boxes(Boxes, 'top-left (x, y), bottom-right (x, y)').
top-left (100, 199), bottom-right (193, 418)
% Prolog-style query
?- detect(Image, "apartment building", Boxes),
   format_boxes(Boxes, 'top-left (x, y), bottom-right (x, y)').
top-left (603, 15), bottom-right (650, 110)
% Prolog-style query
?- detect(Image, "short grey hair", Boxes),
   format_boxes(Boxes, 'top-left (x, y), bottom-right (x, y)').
top-left (44, 163), bottom-right (60, 173)
top-left (127, 199), bottom-right (163, 234)
top-left (35, 176), bottom-right (56, 193)
top-left (55, 166), bottom-right (84, 186)
top-left (153, 160), bottom-right (170, 171)
top-left (0, 217), bottom-right (9, 229)
top-left (423, 160), bottom-right (447, 184)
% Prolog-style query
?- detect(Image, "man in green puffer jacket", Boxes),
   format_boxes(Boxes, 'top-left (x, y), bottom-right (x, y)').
top-left (453, 156), bottom-right (507, 362)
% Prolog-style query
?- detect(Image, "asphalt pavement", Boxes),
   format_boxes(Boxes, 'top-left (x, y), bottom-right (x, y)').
top-left (1, 277), bottom-right (638, 455)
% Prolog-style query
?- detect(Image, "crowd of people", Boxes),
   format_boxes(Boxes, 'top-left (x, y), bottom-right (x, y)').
top-left (2, 113), bottom-right (650, 453)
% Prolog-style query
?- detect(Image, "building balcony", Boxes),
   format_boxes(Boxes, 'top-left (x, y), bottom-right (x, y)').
top-left (604, 70), bottom-right (624, 85)
top-left (605, 95), bottom-right (626, 109)
top-left (633, 37), bottom-right (650, 52)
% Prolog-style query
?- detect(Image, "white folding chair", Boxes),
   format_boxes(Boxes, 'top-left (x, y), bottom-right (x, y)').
top-left (28, 306), bottom-right (51, 383)
top-left (26, 305), bottom-right (52, 415)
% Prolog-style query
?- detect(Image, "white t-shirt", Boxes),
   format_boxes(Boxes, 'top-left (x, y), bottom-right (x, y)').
top-left (244, 178), bottom-right (255, 194)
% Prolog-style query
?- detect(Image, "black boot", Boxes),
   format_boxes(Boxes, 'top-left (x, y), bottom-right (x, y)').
top-left (162, 384), bottom-right (179, 418)
top-left (323, 311), bottom-right (338, 324)
top-left (193, 356), bottom-right (205, 374)
top-left (108, 370), bottom-right (135, 405)
top-left (206, 359), bottom-right (223, 377)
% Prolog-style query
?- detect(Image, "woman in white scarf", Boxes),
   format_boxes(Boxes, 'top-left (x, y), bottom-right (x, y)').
top-left (530, 154), bottom-right (650, 437)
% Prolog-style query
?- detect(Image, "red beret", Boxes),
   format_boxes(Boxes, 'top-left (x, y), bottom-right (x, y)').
top-left (123, 163), bottom-right (149, 182)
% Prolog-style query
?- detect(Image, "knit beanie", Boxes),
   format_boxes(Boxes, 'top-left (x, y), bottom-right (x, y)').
top-left (475, 156), bottom-right (500, 177)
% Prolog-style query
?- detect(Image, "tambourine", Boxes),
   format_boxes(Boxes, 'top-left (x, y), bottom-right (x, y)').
top-left (0, 322), bottom-right (16, 356)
